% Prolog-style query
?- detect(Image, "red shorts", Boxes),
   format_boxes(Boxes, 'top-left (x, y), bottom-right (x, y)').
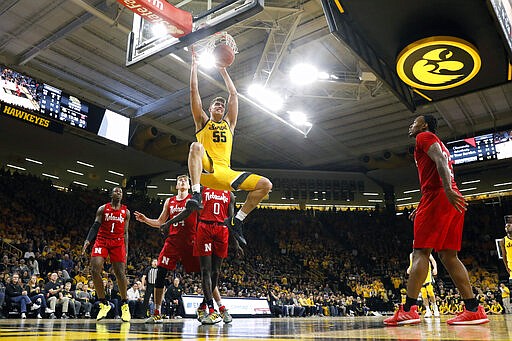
top-left (157, 237), bottom-right (200, 273)
top-left (414, 189), bottom-right (465, 251)
top-left (91, 237), bottom-right (126, 263)
top-left (194, 221), bottom-right (229, 258)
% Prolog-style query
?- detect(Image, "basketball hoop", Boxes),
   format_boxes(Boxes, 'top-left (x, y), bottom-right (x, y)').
top-left (194, 31), bottom-right (238, 54)
top-left (194, 32), bottom-right (238, 67)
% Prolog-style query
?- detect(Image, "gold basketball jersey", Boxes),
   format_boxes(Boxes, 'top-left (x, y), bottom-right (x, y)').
top-left (505, 236), bottom-right (512, 261)
top-left (196, 119), bottom-right (233, 167)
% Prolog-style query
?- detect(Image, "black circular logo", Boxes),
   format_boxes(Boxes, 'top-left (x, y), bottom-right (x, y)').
top-left (396, 36), bottom-right (481, 90)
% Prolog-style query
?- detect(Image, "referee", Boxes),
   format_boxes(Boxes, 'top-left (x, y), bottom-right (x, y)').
top-left (141, 259), bottom-right (158, 317)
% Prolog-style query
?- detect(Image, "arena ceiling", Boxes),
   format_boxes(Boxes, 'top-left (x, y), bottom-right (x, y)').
top-left (1, 0), bottom-right (512, 205)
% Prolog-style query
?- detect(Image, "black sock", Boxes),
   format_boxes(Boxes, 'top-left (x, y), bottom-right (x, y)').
top-left (464, 298), bottom-right (478, 312)
top-left (207, 299), bottom-right (214, 312)
top-left (404, 296), bottom-right (417, 312)
top-left (121, 299), bottom-right (128, 305)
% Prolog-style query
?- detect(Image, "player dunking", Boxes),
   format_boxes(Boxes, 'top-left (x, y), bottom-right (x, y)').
top-left (161, 187), bottom-right (238, 324)
top-left (186, 51), bottom-right (272, 245)
top-left (82, 187), bottom-right (131, 322)
top-left (384, 115), bottom-right (488, 326)
top-left (134, 175), bottom-right (229, 324)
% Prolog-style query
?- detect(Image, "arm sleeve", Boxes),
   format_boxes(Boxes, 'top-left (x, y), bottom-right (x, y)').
top-left (86, 221), bottom-right (101, 243)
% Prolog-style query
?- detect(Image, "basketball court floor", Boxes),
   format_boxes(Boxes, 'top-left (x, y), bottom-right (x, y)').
top-left (0, 315), bottom-right (510, 340)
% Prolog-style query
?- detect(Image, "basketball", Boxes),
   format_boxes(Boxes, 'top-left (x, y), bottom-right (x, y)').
top-left (213, 44), bottom-right (235, 68)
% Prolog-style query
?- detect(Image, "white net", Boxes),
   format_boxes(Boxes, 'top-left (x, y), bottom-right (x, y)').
top-left (196, 31), bottom-right (238, 55)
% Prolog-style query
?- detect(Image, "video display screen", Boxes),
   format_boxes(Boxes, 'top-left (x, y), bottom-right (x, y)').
top-left (0, 65), bottom-right (130, 145)
top-left (447, 129), bottom-right (512, 165)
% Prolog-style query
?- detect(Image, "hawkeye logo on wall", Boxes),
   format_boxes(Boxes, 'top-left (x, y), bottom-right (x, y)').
top-left (396, 36), bottom-right (481, 91)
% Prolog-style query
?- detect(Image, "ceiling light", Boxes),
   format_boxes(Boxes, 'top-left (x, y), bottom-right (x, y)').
top-left (147, 185), bottom-right (158, 189)
top-left (105, 179), bottom-right (119, 185)
top-left (247, 84), bottom-right (284, 111)
top-left (403, 189), bottom-right (420, 194)
top-left (52, 185), bottom-right (65, 190)
top-left (459, 187), bottom-right (477, 192)
top-left (318, 71), bottom-right (330, 80)
top-left (67, 169), bottom-right (84, 176)
top-left (368, 199), bottom-right (383, 203)
top-left (42, 173), bottom-right (59, 180)
top-left (165, 178), bottom-right (176, 181)
top-left (25, 158), bottom-right (42, 165)
top-left (76, 160), bottom-right (94, 168)
top-left (287, 111), bottom-right (308, 126)
top-left (6, 164), bottom-right (26, 171)
top-left (108, 170), bottom-right (124, 177)
top-left (461, 180), bottom-right (480, 185)
top-left (363, 192), bottom-right (379, 196)
top-left (396, 212), bottom-right (404, 216)
top-left (467, 188), bottom-right (512, 196)
top-left (494, 182), bottom-right (512, 186)
top-left (198, 50), bottom-right (216, 69)
top-left (157, 193), bottom-right (173, 196)
top-left (290, 63), bottom-right (318, 85)
top-left (151, 23), bottom-right (168, 37)
top-left (73, 181), bottom-right (88, 187)
top-left (396, 197), bottom-right (412, 201)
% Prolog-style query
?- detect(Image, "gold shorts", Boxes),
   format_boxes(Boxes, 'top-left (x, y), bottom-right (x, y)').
top-left (201, 154), bottom-right (262, 191)
top-left (421, 283), bottom-right (435, 298)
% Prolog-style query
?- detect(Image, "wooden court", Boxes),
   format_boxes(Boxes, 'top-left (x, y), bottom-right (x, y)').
top-left (0, 315), bottom-right (509, 340)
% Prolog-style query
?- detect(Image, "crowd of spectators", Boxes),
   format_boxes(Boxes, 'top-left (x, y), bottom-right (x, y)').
top-left (1, 169), bottom-right (511, 319)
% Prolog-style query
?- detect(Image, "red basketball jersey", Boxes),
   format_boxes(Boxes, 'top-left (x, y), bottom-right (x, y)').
top-left (415, 131), bottom-right (458, 192)
top-left (167, 194), bottom-right (198, 237)
top-left (200, 188), bottom-right (231, 222)
top-left (97, 203), bottom-right (127, 240)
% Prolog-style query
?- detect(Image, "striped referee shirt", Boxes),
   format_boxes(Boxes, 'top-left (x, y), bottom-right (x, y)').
top-left (145, 266), bottom-right (158, 285)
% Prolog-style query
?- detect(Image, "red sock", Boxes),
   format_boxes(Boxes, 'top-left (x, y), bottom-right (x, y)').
top-left (209, 307), bottom-right (215, 314)
top-left (154, 309), bottom-right (160, 316)
top-left (219, 305), bottom-right (226, 312)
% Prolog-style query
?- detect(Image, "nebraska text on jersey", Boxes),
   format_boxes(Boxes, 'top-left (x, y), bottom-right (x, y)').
top-left (205, 191), bottom-right (229, 203)
top-left (104, 212), bottom-right (125, 223)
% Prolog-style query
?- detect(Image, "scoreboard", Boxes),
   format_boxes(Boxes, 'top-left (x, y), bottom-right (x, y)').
top-left (1, 64), bottom-right (130, 145)
top-left (447, 130), bottom-right (512, 165)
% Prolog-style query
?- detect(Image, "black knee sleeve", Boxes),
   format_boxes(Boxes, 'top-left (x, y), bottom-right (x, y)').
top-left (155, 266), bottom-right (168, 288)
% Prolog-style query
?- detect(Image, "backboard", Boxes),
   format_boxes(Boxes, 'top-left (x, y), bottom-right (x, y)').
top-left (125, 0), bottom-right (264, 67)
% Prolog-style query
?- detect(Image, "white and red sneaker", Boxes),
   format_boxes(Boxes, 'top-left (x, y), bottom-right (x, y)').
top-left (447, 306), bottom-right (489, 325)
top-left (383, 305), bottom-right (421, 326)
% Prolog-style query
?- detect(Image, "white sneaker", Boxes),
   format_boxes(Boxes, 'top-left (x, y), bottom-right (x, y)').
top-left (37, 313), bottom-right (42, 319)
top-left (21, 313), bottom-right (26, 319)
top-left (85, 312), bottom-right (91, 318)
top-left (433, 309), bottom-right (440, 317)
top-left (424, 310), bottom-right (432, 318)
top-left (45, 308), bottom-right (55, 314)
top-left (31, 303), bottom-right (41, 311)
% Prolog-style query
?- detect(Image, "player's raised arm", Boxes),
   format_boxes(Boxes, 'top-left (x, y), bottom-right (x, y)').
top-left (134, 198), bottom-right (171, 228)
top-left (82, 205), bottom-right (104, 255)
top-left (190, 50), bottom-right (208, 131)
top-left (219, 67), bottom-right (238, 131)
